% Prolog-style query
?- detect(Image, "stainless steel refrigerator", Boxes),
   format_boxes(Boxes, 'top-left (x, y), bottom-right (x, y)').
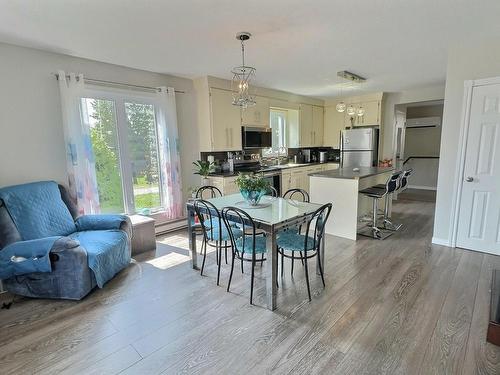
top-left (340, 128), bottom-right (379, 168)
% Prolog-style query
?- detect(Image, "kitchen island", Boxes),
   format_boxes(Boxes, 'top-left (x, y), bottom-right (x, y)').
top-left (309, 167), bottom-right (394, 240)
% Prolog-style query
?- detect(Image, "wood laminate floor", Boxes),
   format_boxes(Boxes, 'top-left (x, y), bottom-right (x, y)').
top-left (1, 199), bottom-right (500, 374)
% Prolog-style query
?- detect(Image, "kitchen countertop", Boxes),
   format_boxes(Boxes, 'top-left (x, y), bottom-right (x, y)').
top-left (309, 166), bottom-right (394, 180)
top-left (208, 161), bottom-right (340, 177)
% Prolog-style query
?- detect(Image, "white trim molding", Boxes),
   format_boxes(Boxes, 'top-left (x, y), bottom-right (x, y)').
top-left (432, 236), bottom-right (453, 247)
top-left (408, 185), bottom-right (437, 191)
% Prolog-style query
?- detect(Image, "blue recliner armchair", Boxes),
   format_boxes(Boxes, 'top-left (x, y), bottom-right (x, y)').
top-left (0, 181), bottom-right (132, 300)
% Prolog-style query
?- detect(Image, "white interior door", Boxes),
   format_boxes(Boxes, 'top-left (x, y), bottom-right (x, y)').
top-left (457, 83), bottom-right (500, 254)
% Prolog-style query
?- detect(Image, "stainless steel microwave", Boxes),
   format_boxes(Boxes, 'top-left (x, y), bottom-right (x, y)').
top-left (242, 126), bottom-right (272, 149)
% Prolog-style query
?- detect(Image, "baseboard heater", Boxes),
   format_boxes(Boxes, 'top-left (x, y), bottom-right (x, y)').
top-left (487, 270), bottom-right (500, 346)
top-left (155, 217), bottom-right (187, 235)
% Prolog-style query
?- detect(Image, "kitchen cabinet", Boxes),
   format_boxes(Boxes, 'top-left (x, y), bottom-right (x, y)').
top-left (344, 100), bottom-right (381, 127)
top-left (299, 104), bottom-right (313, 147)
top-left (209, 88), bottom-right (242, 151)
top-left (312, 105), bottom-right (324, 146)
top-left (281, 170), bottom-right (292, 193)
top-left (206, 175), bottom-right (239, 196)
top-left (241, 96), bottom-right (270, 128)
top-left (324, 106), bottom-right (345, 148)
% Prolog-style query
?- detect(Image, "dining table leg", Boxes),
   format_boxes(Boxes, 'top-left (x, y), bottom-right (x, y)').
top-left (265, 228), bottom-right (277, 311)
top-left (188, 207), bottom-right (199, 270)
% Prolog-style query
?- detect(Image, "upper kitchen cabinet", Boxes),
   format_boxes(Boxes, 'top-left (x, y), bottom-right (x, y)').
top-left (194, 76), bottom-right (243, 152)
top-left (312, 105), bottom-right (324, 146)
top-left (354, 100), bottom-right (381, 126)
top-left (299, 103), bottom-right (313, 147)
top-left (210, 88), bottom-right (242, 151)
top-left (241, 95), bottom-right (270, 128)
top-left (324, 105), bottom-right (345, 148)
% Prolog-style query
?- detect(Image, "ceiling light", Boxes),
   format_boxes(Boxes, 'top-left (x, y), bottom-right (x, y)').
top-left (346, 105), bottom-right (356, 116)
top-left (231, 32), bottom-right (256, 108)
top-left (357, 106), bottom-right (365, 117)
top-left (336, 102), bottom-right (346, 112)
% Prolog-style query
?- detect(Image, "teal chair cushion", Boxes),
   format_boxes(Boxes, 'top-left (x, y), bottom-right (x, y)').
top-left (277, 231), bottom-right (316, 251)
top-left (235, 236), bottom-right (268, 254)
top-left (208, 225), bottom-right (242, 242)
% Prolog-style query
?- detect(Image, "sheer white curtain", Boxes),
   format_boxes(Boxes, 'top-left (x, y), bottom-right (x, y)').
top-left (156, 87), bottom-right (183, 220)
top-left (57, 70), bottom-right (100, 215)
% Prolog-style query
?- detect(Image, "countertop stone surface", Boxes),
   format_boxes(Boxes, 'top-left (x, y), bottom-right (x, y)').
top-left (309, 166), bottom-right (395, 179)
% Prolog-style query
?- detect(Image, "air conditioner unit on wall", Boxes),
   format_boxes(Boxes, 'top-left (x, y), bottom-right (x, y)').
top-left (406, 116), bottom-right (441, 128)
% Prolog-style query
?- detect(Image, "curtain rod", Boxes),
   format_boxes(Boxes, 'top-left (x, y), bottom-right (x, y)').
top-left (53, 73), bottom-right (185, 94)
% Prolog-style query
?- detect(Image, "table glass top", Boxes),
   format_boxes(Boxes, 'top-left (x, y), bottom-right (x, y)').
top-left (192, 194), bottom-right (322, 225)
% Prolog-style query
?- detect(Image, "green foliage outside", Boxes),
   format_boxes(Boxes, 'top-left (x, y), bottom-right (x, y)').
top-left (89, 99), bottom-right (162, 214)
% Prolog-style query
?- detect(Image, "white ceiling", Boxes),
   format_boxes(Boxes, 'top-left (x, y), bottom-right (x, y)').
top-left (1, 0), bottom-right (500, 98)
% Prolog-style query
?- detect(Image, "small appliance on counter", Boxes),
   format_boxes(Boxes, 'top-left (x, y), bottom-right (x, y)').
top-left (302, 149), bottom-right (311, 163)
top-left (293, 151), bottom-right (305, 164)
top-left (319, 151), bottom-right (328, 163)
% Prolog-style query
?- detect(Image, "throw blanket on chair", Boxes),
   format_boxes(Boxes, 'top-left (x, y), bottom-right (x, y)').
top-left (0, 181), bottom-right (131, 287)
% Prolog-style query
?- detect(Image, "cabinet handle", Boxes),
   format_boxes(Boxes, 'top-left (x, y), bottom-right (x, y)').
top-left (230, 128), bottom-right (233, 147)
top-left (225, 128), bottom-right (229, 147)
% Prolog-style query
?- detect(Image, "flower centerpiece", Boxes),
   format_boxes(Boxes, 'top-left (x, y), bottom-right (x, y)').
top-left (235, 172), bottom-right (271, 206)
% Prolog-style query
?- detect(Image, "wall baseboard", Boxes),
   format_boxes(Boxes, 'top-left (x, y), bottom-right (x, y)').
top-left (408, 185), bottom-right (437, 191)
top-left (432, 236), bottom-right (452, 247)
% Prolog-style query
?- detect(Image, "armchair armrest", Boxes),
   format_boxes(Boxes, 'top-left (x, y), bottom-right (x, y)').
top-left (75, 214), bottom-right (130, 233)
top-left (0, 237), bottom-right (61, 279)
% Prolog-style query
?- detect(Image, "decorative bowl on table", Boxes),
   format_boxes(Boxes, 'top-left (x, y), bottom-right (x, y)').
top-left (235, 172), bottom-right (271, 206)
top-left (240, 189), bottom-right (266, 206)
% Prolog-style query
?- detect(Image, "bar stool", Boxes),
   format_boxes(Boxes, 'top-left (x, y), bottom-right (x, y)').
top-left (358, 171), bottom-right (402, 239)
top-left (374, 168), bottom-right (413, 230)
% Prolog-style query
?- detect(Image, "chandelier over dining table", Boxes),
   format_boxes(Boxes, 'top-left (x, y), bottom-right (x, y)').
top-left (231, 32), bottom-right (256, 109)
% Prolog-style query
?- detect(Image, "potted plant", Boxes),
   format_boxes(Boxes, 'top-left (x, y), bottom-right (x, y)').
top-left (192, 160), bottom-right (215, 186)
top-left (235, 172), bottom-right (271, 206)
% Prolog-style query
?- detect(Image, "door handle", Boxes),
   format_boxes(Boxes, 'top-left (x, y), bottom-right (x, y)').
top-left (465, 176), bottom-right (474, 182)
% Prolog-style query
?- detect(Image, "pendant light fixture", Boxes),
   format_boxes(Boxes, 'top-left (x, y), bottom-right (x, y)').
top-left (335, 81), bottom-right (346, 112)
top-left (336, 71), bottom-right (367, 116)
top-left (231, 32), bottom-right (256, 108)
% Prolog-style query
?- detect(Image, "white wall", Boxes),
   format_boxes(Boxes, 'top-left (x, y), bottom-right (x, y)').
top-left (433, 39), bottom-right (500, 244)
top-left (0, 43), bottom-right (199, 203)
top-left (381, 85), bottom-right (445, 159)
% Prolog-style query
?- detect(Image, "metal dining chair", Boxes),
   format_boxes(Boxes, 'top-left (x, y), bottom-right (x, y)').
top-left (281, 188), bottom-right (310, 275)
top-left (222, 206), bottom-right (268, 305)
top-left (277, 203), bottom-right (332, 301)
top-left (283, 188), bottom-right (310, 203)
top-left (196, 185), bottom-right (222, 199)
top-left (194, 199), bottom-right (242, 286)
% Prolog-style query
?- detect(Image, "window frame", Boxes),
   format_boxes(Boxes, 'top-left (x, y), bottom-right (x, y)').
top-left (81, 85), bottom-right (163, 215)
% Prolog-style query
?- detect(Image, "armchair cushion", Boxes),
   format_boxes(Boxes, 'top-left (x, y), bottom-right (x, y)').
top-left (75, 214), bottom-right (129, 232)
top-left (69, 230), bottom-right (131, 288)
top-left (0, 181), bottom-right (76, 240)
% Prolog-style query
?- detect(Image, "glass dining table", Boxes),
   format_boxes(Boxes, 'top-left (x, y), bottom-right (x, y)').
top-left (186, 193), bottom-right (325, 311)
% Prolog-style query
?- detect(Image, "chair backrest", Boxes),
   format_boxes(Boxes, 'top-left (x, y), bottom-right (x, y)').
top-left (283, 188), bottom-right (310, 202)
top-left (303, 203), bottom-right (333, 252)
top-left (193, 199), bottom-right (224, 242)
top-left (196, 185), bottom-right (222, 199)
top-left (222, 206), bottom-right (257, 256)
top-left (399, 169), bottom-right (413, 190)
top-left (0, 181), bottom-right (77, 242)
top-left (383, 171), bottom-right (403, 194)
top-left (265, 186), bottom-right (278, 198)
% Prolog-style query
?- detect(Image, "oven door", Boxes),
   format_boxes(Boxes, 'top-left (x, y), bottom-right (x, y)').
top-left (242, 127), bottom-right (272, 149)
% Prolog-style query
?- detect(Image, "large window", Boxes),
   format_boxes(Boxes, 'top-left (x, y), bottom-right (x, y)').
top-left (80, 91), bottom-right (164, 215)
top-left (264, 108), bottom-right (290, 156)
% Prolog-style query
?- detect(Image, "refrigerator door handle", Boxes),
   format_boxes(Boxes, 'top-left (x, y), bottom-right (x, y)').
top-left (340, 131), bottom-right (343, 168)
